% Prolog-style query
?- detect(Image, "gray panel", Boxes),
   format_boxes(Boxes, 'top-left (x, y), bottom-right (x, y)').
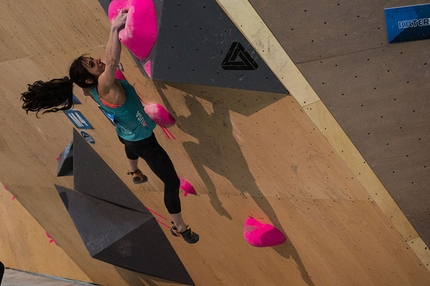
top-left (0, 262), bottom-right (3, 284)
top-left (57, 141), bottom-right (73, 177)
top-left (94, 220), bottom-right (194, 285)
top-left (56, 186), bottom-right (151, 256)
top-left (96, 0), bottom-right (287, 93)
top-left (2, 268), bottom-right (94, 286)
top-left (72, 129), bottom-right (146, 213)
top-left (147, 0), bottom-right (287, 93)
top-left (97, 0), bottom-right (110, 14)
top-left (56, 186), bottom-right (194, 285)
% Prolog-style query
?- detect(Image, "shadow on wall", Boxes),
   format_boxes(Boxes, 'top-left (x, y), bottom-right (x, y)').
top-left (164, 82), bottom-right (289, 117)
top-left (155, 82), bottom-right (314, 286)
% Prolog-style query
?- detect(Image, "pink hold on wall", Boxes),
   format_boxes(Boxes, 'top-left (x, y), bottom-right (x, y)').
top-left (143, 60), bottom-right (153, 78)
top-left (114, 68), bottom-right (176, 139)
top-left (142, 102), bottom-right (177, 140)
top-left (113, 69), bottom-right (173, 127)
top-left (143, 103), bottom-right (175, 126)
top-left (115, 69), bottom-right (127, 80)
top-left (243, 217), bottom-right (286, 247)
top-left (179, 177), bottom-right (197, 197)
top-left (108, 0), bottom-right (158, 61)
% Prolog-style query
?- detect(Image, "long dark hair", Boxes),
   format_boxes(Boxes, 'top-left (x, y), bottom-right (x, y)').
top-left (21, 54), bottom-right (98, 116)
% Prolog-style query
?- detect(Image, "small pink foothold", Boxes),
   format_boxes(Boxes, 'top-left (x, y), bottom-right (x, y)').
top-left (179, 177), bottom-right (196, 197)
top-left (143, 60), bottom-right (153, 78)
top-left (115, 69), bottom-right (127, 80)
top-left (243, 217), bottom-right (286, 247)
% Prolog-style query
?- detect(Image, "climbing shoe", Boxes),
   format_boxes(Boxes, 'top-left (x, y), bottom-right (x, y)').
top-left (127, 168), bottom-right (148, 184)
top-left (170, 225), bottom-right (199, 244)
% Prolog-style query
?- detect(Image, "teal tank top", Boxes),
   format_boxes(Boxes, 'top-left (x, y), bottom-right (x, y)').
top-left (90, 80), bottom-right (156, 141)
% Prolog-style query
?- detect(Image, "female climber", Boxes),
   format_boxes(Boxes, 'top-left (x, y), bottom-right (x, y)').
top-left (20, 9), bottom-right (199, 244)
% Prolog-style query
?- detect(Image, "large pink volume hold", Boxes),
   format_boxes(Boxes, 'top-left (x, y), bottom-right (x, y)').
top-left (108, 0), bottom-right (158, 61)
top-left (243, 217), bottom-right (286, 247)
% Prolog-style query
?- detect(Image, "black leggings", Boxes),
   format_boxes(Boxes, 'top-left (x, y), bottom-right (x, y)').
top-left (118, 133), bottom-right (181, 214)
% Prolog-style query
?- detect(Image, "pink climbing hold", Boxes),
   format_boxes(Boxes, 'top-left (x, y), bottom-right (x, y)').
top-left (243, 217), bottom-right (286, 247)
top-left (143, 103), bottom-right (176, 126)
top-left (113, 67), bottom-right (175, 129)
top-left (108, 0), bottom-right (158, 61)
top-left (115, 69), bottom-right (127, 80)
top-left (143, 103), bottom-right (176, 139)
top-left (115, 65), bottom-right (175, 140)
top-left (143, 60), bottom-right (153, 78)
top-left (179, 177), bottom-right (196, 197)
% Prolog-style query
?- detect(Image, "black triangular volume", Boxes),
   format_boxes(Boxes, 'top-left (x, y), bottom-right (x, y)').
top-left (94, 220), bottom-right (195, 285)
top-left (221, 42), bottom-right (259, 70)
top-left (57, 141), bottom-right (74, 177)
top-left (55, 185), bottom-right (151, 256)
top-left (72, 129), bottom-right (147, 213)
top-left (0, 261), bottom-right (4, 284)
top-left (110, 0), bottom-right (288, 94)
top-left (55, 185), bottom-right (194, 285)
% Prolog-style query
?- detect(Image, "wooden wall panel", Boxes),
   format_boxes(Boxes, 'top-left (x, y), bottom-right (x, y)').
top-left (249, 0), bottom-right (430, 255)
top-left (248, 0), bottom-right (428, 62)
top-left (1, 0), bottom-right (429, 285)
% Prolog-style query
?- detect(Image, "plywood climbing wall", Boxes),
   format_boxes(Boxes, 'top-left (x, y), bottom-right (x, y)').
top-left (0, 0), bottom-right (429, 285)
top-left (247, 0), bottom-right (430, 248)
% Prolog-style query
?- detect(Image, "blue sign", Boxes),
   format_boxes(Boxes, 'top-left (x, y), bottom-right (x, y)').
top-left (64, 110), bottom-right (93, 129)
top-left (385, 4), bottom-right (430, 43)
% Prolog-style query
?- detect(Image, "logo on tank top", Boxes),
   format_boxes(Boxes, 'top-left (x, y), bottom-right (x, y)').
top-left (136, 111), bottom-right (148, 127)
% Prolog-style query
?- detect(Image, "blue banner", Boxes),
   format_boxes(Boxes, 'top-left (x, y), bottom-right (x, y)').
top-left (385, 4), bottom-right (430, 43)
top-left (64, 110), bottom-right (93, 129)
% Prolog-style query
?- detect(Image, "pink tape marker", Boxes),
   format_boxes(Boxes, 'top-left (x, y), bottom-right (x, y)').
top-left (146, 207), bottom-right (170, 229)
top-left (156, 219), bottom-right (171, 229)
top-left (146, 207), bottom-right (167, 221)
top-left (46, 232), bottom-right (58, 245)
top-left (243, 217), bottom-right (286, 247)
top-left (4, 185), bottom-right (15, 200)
top-left (161, 126), bottom-right (176, 140)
